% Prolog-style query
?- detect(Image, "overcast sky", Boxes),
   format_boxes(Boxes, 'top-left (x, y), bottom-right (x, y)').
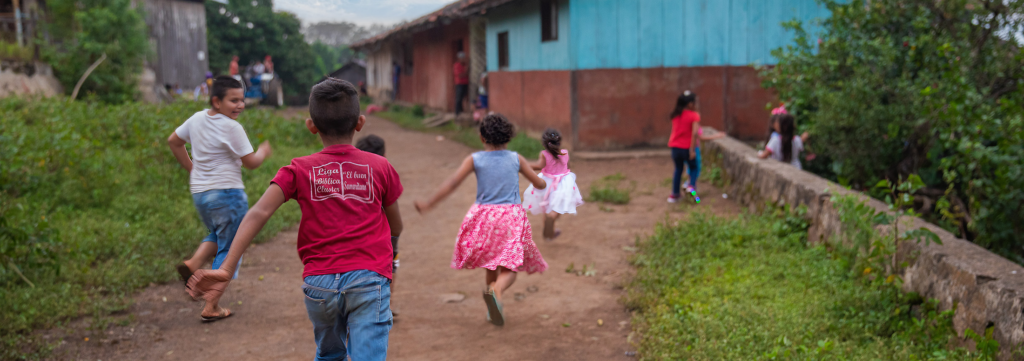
top-left (273, 0), bottom-right (453, 26)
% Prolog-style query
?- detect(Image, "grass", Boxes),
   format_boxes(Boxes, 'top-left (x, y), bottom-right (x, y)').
top-left (589, 173), bottom-right (632, 204)
top-left (0, 97), bottom-right (321, 358)
top-left (371, 103), bottom-right (544, 156)
top-left (627, 211), bottom-right (992, 360)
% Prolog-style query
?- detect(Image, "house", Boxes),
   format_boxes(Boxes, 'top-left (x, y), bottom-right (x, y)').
top-left (354, 0), bottom-right (830, 150)
top-left (143, 0), bottom-right (210, 90)
top-left (327, 60), bottom-right (367, 88)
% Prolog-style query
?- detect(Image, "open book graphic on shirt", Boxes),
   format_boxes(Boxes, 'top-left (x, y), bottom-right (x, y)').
top-left (310, 162), bottom-right (375, 203)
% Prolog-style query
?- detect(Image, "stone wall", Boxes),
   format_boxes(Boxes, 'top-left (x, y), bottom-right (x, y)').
top-left (0, 61), bottom-right (62, 98)
top-left (702, 132), bottom-right (1024, 359)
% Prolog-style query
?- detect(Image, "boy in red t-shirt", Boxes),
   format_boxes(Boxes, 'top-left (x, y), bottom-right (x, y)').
top-left (188, 78), bottom-right (403, 360)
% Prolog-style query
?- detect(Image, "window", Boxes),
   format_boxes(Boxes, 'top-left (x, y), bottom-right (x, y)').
top-left (402, 42), bottom-right (414, 75)
top-left (497, 32), bottom-right (510, 69)
top-left (541, 0), bottom-right (558, 42)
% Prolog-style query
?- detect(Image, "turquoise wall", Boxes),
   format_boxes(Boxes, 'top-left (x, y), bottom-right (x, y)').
top-left (486, 0), bottom-right (572, 71)
top-left (486, 0), bottom-right (829, 71)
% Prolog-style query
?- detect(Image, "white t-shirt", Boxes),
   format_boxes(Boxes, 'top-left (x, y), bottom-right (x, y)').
top-left (766, 135), bottom-right (804, 170)
top-left (175, 110), bottom-right (254, 193)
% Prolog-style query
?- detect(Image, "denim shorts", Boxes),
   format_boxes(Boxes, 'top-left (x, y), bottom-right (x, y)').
top-left (302, 270), bottom-right (393, 361)
top-left (192, 188), bottom-right (248, 278)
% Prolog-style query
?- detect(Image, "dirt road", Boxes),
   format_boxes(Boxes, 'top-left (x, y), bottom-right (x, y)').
top-left (50, 115), bottom-right (741, 360)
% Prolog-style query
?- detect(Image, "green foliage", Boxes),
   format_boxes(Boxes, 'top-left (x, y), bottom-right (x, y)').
top-left (43, 0), bottom-right (148, 103)
top-left (588, 173), bottom-right (632, 205)
top-left (0, 97), bottom-right (319, 358)
top-left (0, 41), bottom-right (34, 62)
top-left (206, 0), bottom-right (318, 96)
top-left (628, 212), bottom-right (987, 360)
top-left (763, 0), bottom-right (1024, 260)
top-left (411, 104), bottom-right (425, 117)
top-left (311, 41), bottom-right (357, 78)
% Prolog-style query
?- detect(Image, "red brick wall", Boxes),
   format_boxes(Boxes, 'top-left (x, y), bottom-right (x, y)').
top-left (489, 70), bottom-right (572, 142)
top-left (396, 20), bottom-right (469, 112)
top-left (574, 66), bottom-right (774, 150)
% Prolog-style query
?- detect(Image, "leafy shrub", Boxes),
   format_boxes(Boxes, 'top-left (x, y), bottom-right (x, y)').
top-left (763, 0), bottom-right (1024, 261)
top-left (412, 104), bottom-right (425, 117)
top-left (0, 97), bottom-right (319, 357)
top-left (44, 0), bottom-right (148, 103)
top-left (628, 212), bottom-right (986, 360)
top-left (589, 173), bottom-right (632, 204)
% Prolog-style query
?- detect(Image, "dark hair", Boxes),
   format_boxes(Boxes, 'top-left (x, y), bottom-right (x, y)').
top-left (210, 75), bottom-right (242, 107)
top-left (309, 78), bottom-right (361, 137)
top-left (541, 128), bottom-right (564, 161)
top-left (670, 91), bottom-right (697, 119)
top-left (766, 114), bottom-right (782, 145)
top-left (479, 113), bottom-right (515, 145)
top-left (778, 114), bottom-right (795, 163)
top-left (356, 134), bottom-right (386, 156)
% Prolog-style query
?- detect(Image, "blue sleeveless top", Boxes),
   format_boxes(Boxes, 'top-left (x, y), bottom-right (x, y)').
top-left (472, 150), bottom-right (521, 205)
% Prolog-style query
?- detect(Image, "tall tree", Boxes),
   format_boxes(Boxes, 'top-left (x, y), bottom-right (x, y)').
top-left (206, 0), bottom-right (317, 96)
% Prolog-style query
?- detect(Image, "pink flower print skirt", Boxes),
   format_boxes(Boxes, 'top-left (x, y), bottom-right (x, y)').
top-left (451, 204), bottom-right (548, 274)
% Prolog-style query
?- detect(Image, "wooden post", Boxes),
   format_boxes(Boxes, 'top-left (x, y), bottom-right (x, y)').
top-left (13, 0), bottom-right (24, 47)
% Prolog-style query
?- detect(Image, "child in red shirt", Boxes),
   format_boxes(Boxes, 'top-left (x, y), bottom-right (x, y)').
top-left (667, 91), bottom-right (700, 203)
top-left (188, 79), bottom-right (403, 360)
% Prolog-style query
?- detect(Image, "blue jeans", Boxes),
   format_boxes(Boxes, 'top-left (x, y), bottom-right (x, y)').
top-left (671, 148), bottom-right (700, 196)
top-left (192, 189), bottom-right (248, 278)
top-left (303, 270), bottom-right (393, 361)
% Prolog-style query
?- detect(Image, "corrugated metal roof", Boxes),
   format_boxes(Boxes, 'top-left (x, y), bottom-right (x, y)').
top-left (351, 0), bottom-right (516, 50)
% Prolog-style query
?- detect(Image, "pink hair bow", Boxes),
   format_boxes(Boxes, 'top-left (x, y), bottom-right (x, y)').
top-left (771, 105), bottom-right (788, 115)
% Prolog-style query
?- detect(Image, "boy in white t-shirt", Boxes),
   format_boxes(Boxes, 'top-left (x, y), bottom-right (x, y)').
top-left (166, 75), bottom-right (272, 322)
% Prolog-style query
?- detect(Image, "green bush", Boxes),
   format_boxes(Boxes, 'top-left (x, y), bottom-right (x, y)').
top-left (411, 104), bottom-right (425, 117)
top-left (44, 0), bottom-right (148, 103)
top-left (628, 212), bottom-right (990, 360)
top-left (0, 97), bottom-right (319, 358)
top-left (764, 0), bottom-right (1024, 261)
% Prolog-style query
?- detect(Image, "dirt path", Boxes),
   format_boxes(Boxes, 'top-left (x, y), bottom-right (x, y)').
top-left (50, 115), bottom-right (742, 360)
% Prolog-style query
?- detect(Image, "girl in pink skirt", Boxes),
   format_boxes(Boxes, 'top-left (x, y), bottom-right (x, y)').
top-left (522, 128), bottom-right (584, 241)
top-left (415, 114), bottom-right (549, 326)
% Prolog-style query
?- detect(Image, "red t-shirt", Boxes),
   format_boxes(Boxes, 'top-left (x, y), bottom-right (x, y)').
top-left (453, 62), bottom-right (469, 85)
top-left (668, 110), bottom-right (700, 149)
top-left (271, 144), bottom-right (403, 279)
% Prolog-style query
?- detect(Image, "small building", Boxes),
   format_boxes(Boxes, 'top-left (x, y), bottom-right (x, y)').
top-left (355, 0), bottom-right (830, 150)
top-left (143, 0), bottom-right (210, 90)
top-left (327, 60), bottom-right (367, 88)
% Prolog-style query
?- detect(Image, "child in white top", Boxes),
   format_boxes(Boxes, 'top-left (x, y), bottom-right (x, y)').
top-left (758, 113), bottom-right (804, 169)
top-left (167, 75), bottom-right (271, 322)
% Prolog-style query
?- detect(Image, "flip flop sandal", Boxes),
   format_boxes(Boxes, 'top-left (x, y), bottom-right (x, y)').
top-left (482, 288), bottom-right (505, 326)
top-left (176, 262), bottom-right (193, 286)
top-left (200, 308), bottom-right (233, 323)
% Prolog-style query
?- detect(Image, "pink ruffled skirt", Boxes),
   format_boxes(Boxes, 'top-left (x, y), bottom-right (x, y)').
top-left (451, 204), bottom-right (548, 274)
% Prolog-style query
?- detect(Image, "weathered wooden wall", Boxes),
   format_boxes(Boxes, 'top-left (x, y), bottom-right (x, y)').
top-left (144, 0), bottom-right (208, 89)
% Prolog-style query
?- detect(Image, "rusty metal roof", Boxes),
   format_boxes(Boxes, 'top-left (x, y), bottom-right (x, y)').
top-left (350, 0), bottom-right (516, 50)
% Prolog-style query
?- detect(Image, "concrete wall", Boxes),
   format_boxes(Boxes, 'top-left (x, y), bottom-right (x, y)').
top-left (489, 70), bottom-right (572, 139)
top-left (398, 20), bottom-right (470, 111)
top-left (574, 66), bottom-right (774, 150)
top-left (702, 134), bottom-right (1024, 360)
top-left (0, 61), bottom-right (62, 98)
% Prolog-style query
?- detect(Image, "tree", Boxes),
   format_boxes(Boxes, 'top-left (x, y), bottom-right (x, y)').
top-left (44, 0), bottom-right (148, 104)
top-left (205, 0), bottom-right (317, 96)
top-left (763, 0), bottom-right (1024, 261)
top-left (311, 41), bottom-right (357, 78)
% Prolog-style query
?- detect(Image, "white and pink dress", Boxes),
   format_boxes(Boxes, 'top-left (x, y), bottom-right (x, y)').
top-left (522, 150), bottom-right (584, 215)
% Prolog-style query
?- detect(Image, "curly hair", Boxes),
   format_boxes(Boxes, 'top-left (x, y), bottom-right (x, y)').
top-left (479, 113), bottom-right (515, 145)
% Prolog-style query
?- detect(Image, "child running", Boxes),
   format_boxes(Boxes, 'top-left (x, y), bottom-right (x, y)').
top-left (667, 91), bottom-right (700, 203)
top-left (522, 128), bottom-right (583, 241)
top-left (413, 114), bottom-right (548, 326)
top-left (354, 134), bottom-right (402, 316)
top-left (758, 113), bottom-right (805, 169)
top-left (188, 78), bottom-right (403, 360)
top-left (168, 75), bottom-right (271, 322)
